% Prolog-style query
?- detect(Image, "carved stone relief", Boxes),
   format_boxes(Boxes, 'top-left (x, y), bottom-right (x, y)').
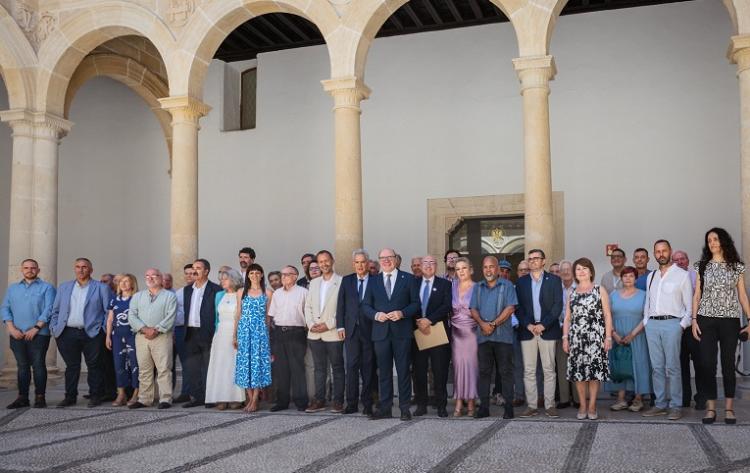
top-left (14, 2), bottom-right (58, 50)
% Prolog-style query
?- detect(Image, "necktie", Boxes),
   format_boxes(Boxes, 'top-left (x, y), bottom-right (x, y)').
top-left (385, 274), bottom-right (392, 299)
top-left (358, 279), bottom-right (364, 302)
top-left (422, 280), bottom-right (430, 316)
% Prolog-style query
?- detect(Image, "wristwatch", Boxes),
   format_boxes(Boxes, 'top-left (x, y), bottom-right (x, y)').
top-left (489, 321), bottom-right (497, 328)
top-left (34, 324), bottom-right (43, 330)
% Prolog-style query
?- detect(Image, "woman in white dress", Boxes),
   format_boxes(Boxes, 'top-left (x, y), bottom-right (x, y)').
top-left (205, 268), bottom-right (246, 409)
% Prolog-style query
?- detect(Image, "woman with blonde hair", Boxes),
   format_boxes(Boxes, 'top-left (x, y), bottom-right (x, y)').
top-left (105, 274), bottom-right (139, 406)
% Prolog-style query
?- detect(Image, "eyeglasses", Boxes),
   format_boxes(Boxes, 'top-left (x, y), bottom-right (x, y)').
top-left (378, 256), bottom-right (395, 261)
top-left (281, 273), bottom-right (297, 277)
top-left (422, 261), bottom-right (437, 266)
top-left (527, 257), bottom-right (544, 262)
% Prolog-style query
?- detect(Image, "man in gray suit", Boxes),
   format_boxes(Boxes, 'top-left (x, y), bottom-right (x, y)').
top-left (49, 258), bottom-right (112, 407)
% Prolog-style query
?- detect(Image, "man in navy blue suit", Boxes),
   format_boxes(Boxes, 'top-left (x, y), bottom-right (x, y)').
top-left (412, 255), bottom-right (452, 418)
top-left (515, 249), bottom-right (563, 418)
top-left (362, 248), bottom-right (420, 421)
top-left (336, 249), bottom-right (377, 415)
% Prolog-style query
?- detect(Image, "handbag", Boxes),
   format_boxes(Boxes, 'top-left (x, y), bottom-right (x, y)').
top-left (609, 343), bottom-right (634, 383)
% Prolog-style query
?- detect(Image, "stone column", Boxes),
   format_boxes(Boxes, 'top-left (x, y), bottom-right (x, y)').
top-left (159, 96), bottom-right (211, 278)
top-left (729, 35), bottom-right (750, 371)
top-left (321, 78), bottom-right (371, 262)
top-left (513, 56), bottom-right (557, 259)
top-left (0, 110), bottom-right (70, 386)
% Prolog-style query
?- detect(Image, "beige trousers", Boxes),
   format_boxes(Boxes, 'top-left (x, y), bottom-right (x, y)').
top-left (521, 336), bottom-right (557, 409)
top-left (136, 332), bottom-right (173, 405)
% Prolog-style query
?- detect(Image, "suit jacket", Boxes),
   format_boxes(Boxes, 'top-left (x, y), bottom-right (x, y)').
top-left (305, 273), bottom-right (342, 342)
top-left (183, 280), bottom-right (222, 342)
top-left (49, 279), bottom-right (112, 338)
top-left (336, 273), bottom-right (374, 340)
top-left (515, 272), bottom-right (563, 341)
top-left (414, 276), bottom-right (452, 334)
top-left (362, 270), bottom-right (420, 341)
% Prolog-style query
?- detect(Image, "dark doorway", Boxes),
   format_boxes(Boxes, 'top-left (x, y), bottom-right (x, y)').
top-left (449, 215), bottom-right (524, 282)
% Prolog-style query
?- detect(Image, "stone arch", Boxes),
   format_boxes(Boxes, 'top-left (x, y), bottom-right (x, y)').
top-left (64, 54), bottom-right (173, 164)
top-left (0, 4), bottom-right (38, 110)
top-left (339, 0), bottom-right (570, 80)
top-left (35, 1), bottom-right (176, 116)
top-left (725, 0), bottom-right (750, 35)
top-left (170, 0), bottom-right (340, 99)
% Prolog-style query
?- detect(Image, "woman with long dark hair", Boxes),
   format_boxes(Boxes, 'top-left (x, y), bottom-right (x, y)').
top-left (234, 263), bottom-right (273, 412)
top-left (692, 227), bottom-right (750, 424)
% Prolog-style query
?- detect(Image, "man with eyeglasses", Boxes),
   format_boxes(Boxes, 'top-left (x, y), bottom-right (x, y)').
top-left (601, 248), bottom-right (627, 294)
top-left (127, 269), bottom-right (177, 409)
top-left (269, 265), bottom-right (309, 412)
top-left (442, 249), bottom-right (461, 282)
top-left (363, 249), bottom-right (420, 421)
top-left (297, 253), bottom-right (315, 289)
top-left (515, 249), bottom-right (563, 418)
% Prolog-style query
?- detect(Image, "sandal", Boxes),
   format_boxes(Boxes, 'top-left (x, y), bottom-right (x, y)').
top-left (454, 407), bottom-right (463, 417)
top-left (702, 409), bottom-right (716, 425)
top-left (725, 409), bottom-right (737, 425)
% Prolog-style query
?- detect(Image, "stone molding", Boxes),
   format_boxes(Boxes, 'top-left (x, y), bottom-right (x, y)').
top-left (159, 95), bottom-right (212, 124)
top-left (729, 35), bottom-right (750, 74)
top-left (322, 77), bottom-right (371, 112)
top-left (512, 55), bottom-right (557, 94)
top-left (0, 109), bottom-right (72, 140)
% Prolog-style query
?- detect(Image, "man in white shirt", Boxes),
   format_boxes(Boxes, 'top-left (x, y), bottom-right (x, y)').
top-left (304, 251), bottom-right (344, 413)
top-left (642, 240), bottom-right (693, 420)
top-left (269, 265), bottom-right (309, 412)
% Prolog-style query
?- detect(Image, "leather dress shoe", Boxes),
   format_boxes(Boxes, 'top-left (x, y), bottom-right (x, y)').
top-left (503, 408), bottom-right (514, 419)
top-left (400, 411), bottom-right (412, 421)
top-left (173, 394), bottom-right (191, 403)
top-left (182, 400), bottom-right (204, 408)
top-left (556, 402), bottom-right (571, 409)
top-left (157, 402), bottom-right (171, 409)
top-left (269, 405), bottom-right (288, 412)
top-left (413, 405), bottom-right (428, 416)
top-left (87, 397), bottom-right (102, 408)
top-left (474, 408), bottom-right (490, 419)
top-left (57, 398), bottom-right (77, 408)
top-left (128, 401), bottom-right (147, 409)
top-left (33, 395), bottom-right (47, 409)
top-left (437, 407), bottom-right (448, 418)
top-left (343, 405), bottom-right (358, 414)
top-left (369, 410), bottom-right (392, 420)
top-left (362, 406), bottom-right (374, 416)
top-left (6, 398), bottom-right (30, 409)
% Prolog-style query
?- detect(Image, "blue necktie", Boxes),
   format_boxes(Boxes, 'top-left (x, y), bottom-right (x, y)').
top-left (358, 279), bottom-right (364, 302)
top-left (422, 280), bottom-right (430, 316)
top-left (385, 274), bottom-right (392, 299)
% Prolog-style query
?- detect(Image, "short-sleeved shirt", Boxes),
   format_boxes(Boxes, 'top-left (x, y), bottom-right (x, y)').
top-left (108, 296), bottom-right (132, 334)
top-left (470, 279), bottom-right (518, 345)
top-left (695, 261), bottom-right (747, 318)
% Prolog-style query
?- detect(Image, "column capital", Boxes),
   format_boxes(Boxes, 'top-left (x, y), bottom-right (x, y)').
top-left (729, 35), bottom-right (750, 74)
top-left (158, 96), bottom-right (211, 124)
top-left (0, 110), bottom-right (72, 140)
top-left (512, 55), bottom-right (557, 94)
top-left (321, 77), bottom-right (371, 111)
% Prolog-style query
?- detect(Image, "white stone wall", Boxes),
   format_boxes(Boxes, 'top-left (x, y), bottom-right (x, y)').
top-left (0, 0), bottom-right (741, 291)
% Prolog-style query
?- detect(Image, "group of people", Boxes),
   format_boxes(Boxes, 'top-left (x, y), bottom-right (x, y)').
top-left (2, 228), bottom-right (749, 425)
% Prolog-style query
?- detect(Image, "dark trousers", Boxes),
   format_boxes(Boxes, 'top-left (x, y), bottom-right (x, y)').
top-left (344, 328), bottom-right (376, 409)
top-left (184, 328), bottom-right (212, 402)
top-left (681, 325), bottom-right (706, 405)
top-left (309, 339), bottom-right (345, 404)
top-left (478, 341), bottom-right (513, 412)
top-left (9, 335), bottom-right (51, 397)
top-left (272, 327), bottom-right (308, 409)
top-left (56, 328), bottom-right (104, 400)
top-left (696, 315), bottom-right (740, 400)
top-left (374, 337), bottom-right (412, 413)
top-left (172, 325), bottom-right (190, 395)
top-left (101, 333), bottom-right (117, 398)
top-left (413, 342), bottom-right (451, 409)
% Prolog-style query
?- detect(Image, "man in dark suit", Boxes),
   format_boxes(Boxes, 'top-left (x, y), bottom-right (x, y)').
top-left (362, 248), bottom-right (420, 421)
top-left (49, 258), bottom-right (112, 407)
top-left (181, 258), bottom-right (221, 407)
top-left (412, 255), bottom-right (452, 417)
top-left (515, 249), bottom-right (563, 418)
top-left (336, 249), bottom-right (377, 415)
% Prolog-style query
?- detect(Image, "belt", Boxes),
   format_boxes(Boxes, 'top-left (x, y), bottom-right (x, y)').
top-left (275, 326), bottom-right (306, 332)
top-left (650, 315), bottom-right (678, 320)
